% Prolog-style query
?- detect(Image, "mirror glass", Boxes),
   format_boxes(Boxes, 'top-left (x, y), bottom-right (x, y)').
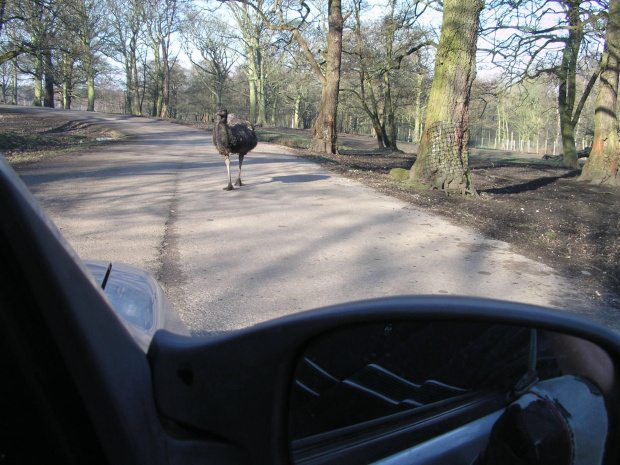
top-left (289, 321), bottom-right (616, 465)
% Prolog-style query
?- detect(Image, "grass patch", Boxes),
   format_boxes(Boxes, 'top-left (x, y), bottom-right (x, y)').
top-left (0, 131), bottom-right (48, 150)
top-left (544, 231), bottom-right (558, 241)
top-left (256, 129), bottom-right (309, 149)
top-left (390, 168), bottom-right (410, 181)
top-left (2, 128), bottom-right (126, 166)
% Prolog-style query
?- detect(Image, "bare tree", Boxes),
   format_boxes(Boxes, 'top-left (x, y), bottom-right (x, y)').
top-left (0, 0), bottom-right (27, 64)
top-left (227, 0), bottom-right (271, 125)
top-left (227, 0), bottom-right (346, 153)
top-left (481, 0), bottom-right (607, 168)
top-left (59, 0), bottom-right (109, 111)
top-left (182, 12), bottom-right (235, 111)
top-left (345, 0), bottom-right (433, 150)
top-left (8, 0), bottom-right (59, 107)
top-left (106, 0), bottom-right (146, 115)
top-left (143, 0), bottom-right (184, 118)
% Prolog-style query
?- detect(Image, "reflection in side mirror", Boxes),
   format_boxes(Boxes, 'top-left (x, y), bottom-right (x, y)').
top-left (289, 321), bottom-right (616, 465)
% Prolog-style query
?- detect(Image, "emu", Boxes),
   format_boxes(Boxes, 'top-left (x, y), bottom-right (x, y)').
top-left (213, 109), bottom-right (258, 191)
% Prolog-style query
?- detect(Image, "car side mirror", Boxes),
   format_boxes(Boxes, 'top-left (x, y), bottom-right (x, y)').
top-left (147, 297), bottom-right (620, 465)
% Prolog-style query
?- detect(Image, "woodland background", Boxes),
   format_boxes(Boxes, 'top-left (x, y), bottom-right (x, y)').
top-left (0, 0), bottom-right (607, 157)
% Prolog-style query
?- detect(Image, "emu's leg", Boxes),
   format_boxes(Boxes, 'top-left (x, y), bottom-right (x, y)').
top-left (224, 154), bottom-right (234, 191)
top-left (235, 154), bottom-right (245, 187)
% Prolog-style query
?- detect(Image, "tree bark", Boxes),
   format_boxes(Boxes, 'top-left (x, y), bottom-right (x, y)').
top-left (0, 49), bottom-right (23, 65)
top-left (160, 43), bottom-right (170, 118)
top-left (308, 0), bottom-right (343, 154)
top-left (408, 0), bottom-right (482, 194)
top-left (130, 50), bottom-right (141, 116)
top-left (413, 73), bottom-right (423, 142)
top-left (85, 54), bottom-right (96, 111)
top-left (579, 0), bottom-right (620, 186)
top-left (12, 59), bottom-right (17, 104)
top-left (32, 54), bottom-right (43, 107)
top-left (43, 51), bottom-right (54, 108)
top-left (557, 1), bottom-right (584, 169)
top-left (124, 64), bottom-right (132, 114)
top-left (62, 53), bottom-right (74, 109)
top-left (384, 71), bottom-right (397, 151)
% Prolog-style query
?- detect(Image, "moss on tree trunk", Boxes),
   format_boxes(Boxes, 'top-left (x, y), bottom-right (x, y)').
top-left (408, 0), bottom-right (482, 194)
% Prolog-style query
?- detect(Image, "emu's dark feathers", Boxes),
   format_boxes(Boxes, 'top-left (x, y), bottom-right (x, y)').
top-left (213, 111), bottom-right (258, 156)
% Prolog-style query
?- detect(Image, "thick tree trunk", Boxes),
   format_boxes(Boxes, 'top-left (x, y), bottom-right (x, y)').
top-left (408, 0), bottom-right (482, 194)
top-left (309, 0), bottom-right (343, 154)
top-left (580, 0), bottom-right (620, 186)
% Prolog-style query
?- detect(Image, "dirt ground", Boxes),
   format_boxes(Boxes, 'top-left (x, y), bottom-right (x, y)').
top-left (0, 110), bottom-right (123, 164)
top-left (2, 109), bottom-right (619, 313)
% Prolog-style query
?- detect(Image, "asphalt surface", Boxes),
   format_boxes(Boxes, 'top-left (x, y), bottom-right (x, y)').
top-left (4, 106), bottom-right (611, 335)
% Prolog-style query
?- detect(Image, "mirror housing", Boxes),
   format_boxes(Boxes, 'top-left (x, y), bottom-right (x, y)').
top-left (147, 296), bottom-right (620, 464)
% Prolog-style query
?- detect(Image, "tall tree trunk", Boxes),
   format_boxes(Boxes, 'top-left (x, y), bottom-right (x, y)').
top-left (85, 53), bottom-right (95, 111)
top-left (352, 0), bottom-right (387, 149)
top-left (43, 52), bottom-right (54, 108)
top-left (247, 47), bottom-right (267, 126)
top-left (382, 1), bottom-right (397, 151)
top-left (413, 73), bottom-right (423, 142)
top-left (130, 48), bottom-right (141, 116)
top-left (558, 1), bottom-right (584, 169)
top-left (160, 49), bottom-right (170, 118)
top-left (87, 74), bottom-right (95, 111)
top-left (256, 48), bottom-right (267, 126)
top-left (124, 64), bottom-right (132, 114)
top-left (62, 54), bottom-right (74, 110)
top-left (151, 40), bottom-right (162, 117)
top-left (408, 0), bottom-right (482, 195)
top-left (12, 59), bottom-right (18, 104)
top-left (270, 86), bottom-right (278, 126)
top-left (308, 0), bottom-right (343, 154)
top-left (384, 71), bottom-right (398, 151)
top-left (32, 54), bottom-right (43, 107)
top-left (292, 93), bottom-right (301, 128)
top-left (579, 0), bottom-right (620, 186)
top-left (249, 77), bottom-right (257, 123)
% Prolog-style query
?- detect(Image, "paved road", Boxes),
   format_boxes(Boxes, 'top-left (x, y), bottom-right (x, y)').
top-left (4, 105), bottom-right (613, 334)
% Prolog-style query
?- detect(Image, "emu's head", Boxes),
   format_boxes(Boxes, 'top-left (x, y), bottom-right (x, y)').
top-left (217, 108), bottom-right (228, 120)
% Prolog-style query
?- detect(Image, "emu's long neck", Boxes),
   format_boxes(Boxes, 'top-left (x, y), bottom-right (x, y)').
top-left (218, 118), bottom-right (229, 139)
